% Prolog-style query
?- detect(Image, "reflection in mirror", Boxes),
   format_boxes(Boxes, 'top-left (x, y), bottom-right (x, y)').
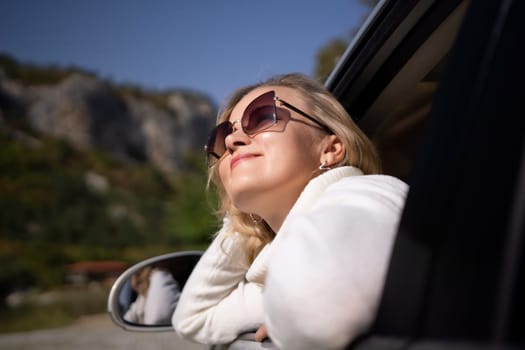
top-left (108, 251), bottom-right (202, 332)
top-left (122, 266), bottom-right (180, 325)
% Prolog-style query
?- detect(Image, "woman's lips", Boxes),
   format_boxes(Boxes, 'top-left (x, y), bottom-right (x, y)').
top-left (231, 153), bottom-right (258, 169)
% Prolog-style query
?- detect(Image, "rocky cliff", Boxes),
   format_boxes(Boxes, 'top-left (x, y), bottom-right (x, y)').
top-left (0, 59), bottom-right (217, 175)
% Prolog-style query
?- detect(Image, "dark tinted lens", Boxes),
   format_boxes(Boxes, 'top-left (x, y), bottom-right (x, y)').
top-left (242, 91), bottom-right (277, 134)
top-left (206, 121), bottom-right (232, 164)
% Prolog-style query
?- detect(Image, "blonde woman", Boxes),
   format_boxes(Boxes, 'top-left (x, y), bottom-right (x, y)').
top-left (172, 73), bottom-right (408, 349)
top-left (124, 266), bottom-right (181, 325)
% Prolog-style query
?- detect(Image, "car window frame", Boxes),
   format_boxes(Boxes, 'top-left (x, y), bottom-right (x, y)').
top-left (338, 0), bottom-right (525, 348)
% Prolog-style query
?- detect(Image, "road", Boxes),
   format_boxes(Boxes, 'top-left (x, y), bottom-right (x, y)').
top-left (0, 313), bottom-right (208, 350)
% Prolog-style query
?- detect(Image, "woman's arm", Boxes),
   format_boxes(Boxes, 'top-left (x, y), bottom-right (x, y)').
top-left (143, 269), bottom-right (181, 325)
top-left (172, 222), bottom-right (265, 344)
top-left (123, 295), bottom-right (146, 324)
top-left (264, 176), bottom-right (408, 350)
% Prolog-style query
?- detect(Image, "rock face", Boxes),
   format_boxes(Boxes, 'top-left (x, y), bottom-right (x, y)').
top-left (0, 69), bottom-right (217, 175)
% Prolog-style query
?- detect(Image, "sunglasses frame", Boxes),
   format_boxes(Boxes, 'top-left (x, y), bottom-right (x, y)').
top-left (205, 90), bottom-right (332, 166)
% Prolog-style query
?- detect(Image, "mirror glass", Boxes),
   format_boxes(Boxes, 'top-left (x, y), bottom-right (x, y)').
top-left (107, 251), bottom-right (202, 331)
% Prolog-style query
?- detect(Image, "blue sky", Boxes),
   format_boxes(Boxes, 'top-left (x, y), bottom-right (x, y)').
top-left (0, 0), bottom-right (371, 105)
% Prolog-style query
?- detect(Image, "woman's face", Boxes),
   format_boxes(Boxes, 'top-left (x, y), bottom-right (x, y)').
top-left (218, 86), bottom-right (326, 228)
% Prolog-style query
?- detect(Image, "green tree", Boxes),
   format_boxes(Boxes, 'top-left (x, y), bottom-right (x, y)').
top-left (162, 153), bottom-right (219, 246)
top-left (359, 0), bottom-right (380, 7)
top-left (315, 38), bottom-right (349, 82)
top-left (313, 0), bottom-right (380, 82)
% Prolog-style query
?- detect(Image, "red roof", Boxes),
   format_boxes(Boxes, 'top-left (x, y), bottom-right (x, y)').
top-left (66, 261), bottom-right (128, 274)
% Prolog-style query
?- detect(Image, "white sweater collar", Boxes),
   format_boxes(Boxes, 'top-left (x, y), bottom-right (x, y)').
top-left (246, 166), bottom-right (363, 281)
top-left (287, 166), bottom-right (364, 216)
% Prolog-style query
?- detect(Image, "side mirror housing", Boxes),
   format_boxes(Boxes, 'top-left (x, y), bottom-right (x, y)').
top-left (107, 251), bottom-right (202, 332)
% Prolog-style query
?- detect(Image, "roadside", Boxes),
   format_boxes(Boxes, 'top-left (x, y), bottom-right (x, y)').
top-left (0, 313), bottom-right (207, 350)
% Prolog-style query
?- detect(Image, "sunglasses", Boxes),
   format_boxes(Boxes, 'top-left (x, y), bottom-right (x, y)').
top-left (205, 90), bottom-right (332, 166)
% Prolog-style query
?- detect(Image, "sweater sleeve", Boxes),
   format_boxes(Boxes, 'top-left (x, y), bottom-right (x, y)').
top-left (264, 176), bottom-right (408, 350)
top-left (143, 269), bottom-right (181, 325)
top-left (172, 222), bottom-right (265, 344)
top-left (123, 295), bottom-right (145, 323)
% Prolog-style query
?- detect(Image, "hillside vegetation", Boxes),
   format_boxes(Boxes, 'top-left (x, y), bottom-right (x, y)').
top-left (0, 55), bottom-right (219, 300)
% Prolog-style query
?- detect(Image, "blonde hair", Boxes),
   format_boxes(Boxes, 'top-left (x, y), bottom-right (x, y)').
top-left (208, 73), bottom-right (381, 263)
top-left (132, 266), bottom-right (152, 296)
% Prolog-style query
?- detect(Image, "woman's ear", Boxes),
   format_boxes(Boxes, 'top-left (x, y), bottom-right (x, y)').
top-left (320, 134), bottom-right (345, 166)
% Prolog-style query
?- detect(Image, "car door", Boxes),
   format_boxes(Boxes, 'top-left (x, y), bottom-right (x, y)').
top-left (326, 0), bottom-right (524, 348)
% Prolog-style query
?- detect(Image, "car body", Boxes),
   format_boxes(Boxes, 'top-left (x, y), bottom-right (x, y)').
top-left (326, 0), bottom-right (524, 348)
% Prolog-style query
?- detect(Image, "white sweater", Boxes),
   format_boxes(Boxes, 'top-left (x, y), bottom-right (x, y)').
top-left (124, 268), bottom-right (181, 325)
top-left (172, 219), bottom-right (266, 344)
top-left (264, 166), bottom-right (408, 349)
top-left (172, 166), bottom-right (408, 348)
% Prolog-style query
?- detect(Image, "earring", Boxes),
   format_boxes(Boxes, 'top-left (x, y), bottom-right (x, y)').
top-left (319, 160), bottom-right (332, 171)
top-left (250, 213), bottom-right (261, 224)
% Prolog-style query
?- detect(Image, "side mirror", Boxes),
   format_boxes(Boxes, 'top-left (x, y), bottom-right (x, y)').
top-left (107, 251), bottom-right (202, 332)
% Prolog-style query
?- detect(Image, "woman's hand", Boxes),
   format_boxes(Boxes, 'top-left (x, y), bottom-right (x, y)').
top-left (255, 324), bottom-right (268, 342)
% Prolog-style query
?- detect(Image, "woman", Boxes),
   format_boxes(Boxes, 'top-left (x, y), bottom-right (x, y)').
top-left (172, 73), bottom-right (408, 349)
top-left (124, 266), bottom-right (181, 325)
